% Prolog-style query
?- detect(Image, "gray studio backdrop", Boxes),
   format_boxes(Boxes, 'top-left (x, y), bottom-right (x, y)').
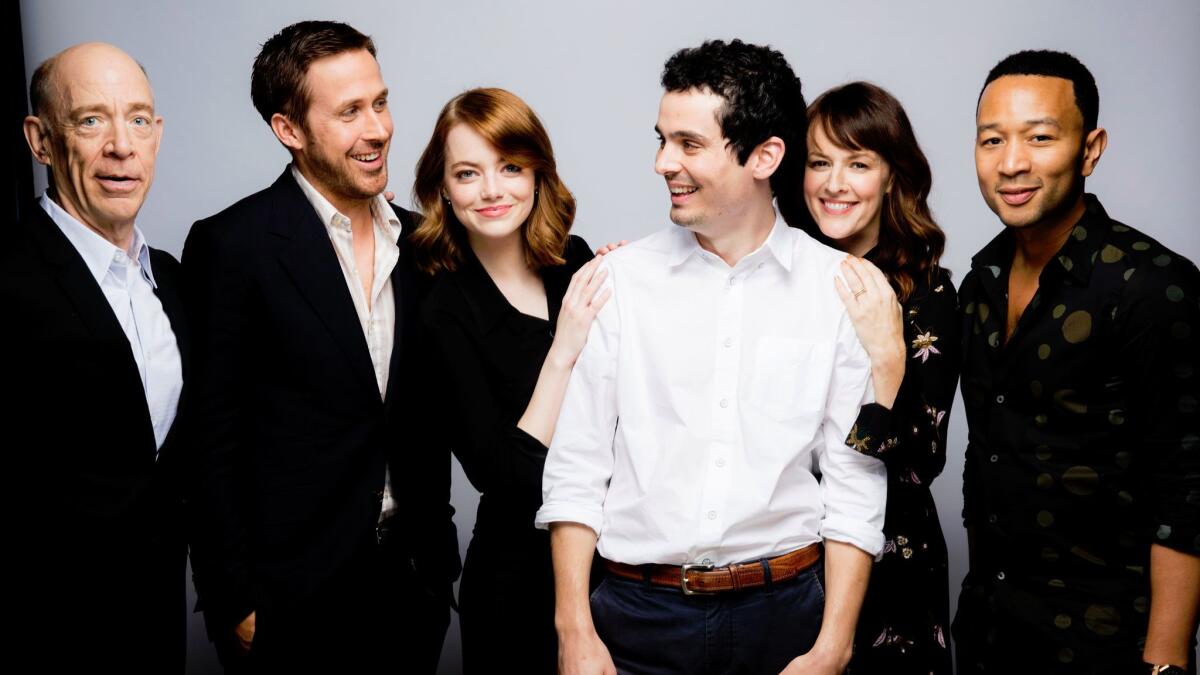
top-left (21, 1), bottom-right (1200, 673)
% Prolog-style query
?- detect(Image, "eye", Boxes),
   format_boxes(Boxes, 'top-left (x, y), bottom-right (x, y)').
top-left (807, 159), bottom-right (829, 169)
top-left (850, 161), bottom-right (870, 170)
top-left (80, 116), bottom-right (101, 127)
top-left (682, 140), bottom-right (700, 151)
top-left (1031, 134), bottom-right (1054, 143)
top-left (341, 106), bottom-right (358, 118)
top-left (980, 136), bottom-right (1001, 147)
top-left (373, 98), bottom-right (387, 112)
top-left (501, 163), bottom-right (523, 174)
top-left (131, 116), bottom-right (151, 127)
top-left (655, 135), bottom-right (665, 149)
top-left (454, 169), bottom-right (477, 180)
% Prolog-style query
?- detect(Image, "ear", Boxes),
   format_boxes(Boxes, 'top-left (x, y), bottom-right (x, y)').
top-left (270, 112), bottom-right (305, 152)
top-left (23, 115), bottom-right (53, 166)
top-left (1080, 127), bottom-right (1107, 178)
top-left (152, 115), bottom-right (165, 153)
top-left (749, 135), bottom-right (786, 180)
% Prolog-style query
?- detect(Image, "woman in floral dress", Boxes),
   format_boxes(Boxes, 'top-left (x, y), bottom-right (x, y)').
top-left (786, 81), bottom-right (960, 674)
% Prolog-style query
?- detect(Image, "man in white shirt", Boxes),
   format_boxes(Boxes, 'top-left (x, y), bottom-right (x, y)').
top-left (537, 40), bottom-right (887, 675)
top-left (9, 42), bottom-right (187, 671)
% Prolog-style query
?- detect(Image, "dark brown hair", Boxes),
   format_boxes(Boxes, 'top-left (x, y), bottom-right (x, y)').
top-left (411, 88), bottom-right (575, 274)
top-left (803, 81), bottom-right (946, 301)
top-left (250, 21), bottom-right (375, 128)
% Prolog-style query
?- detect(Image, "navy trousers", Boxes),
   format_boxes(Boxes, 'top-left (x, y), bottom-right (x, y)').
top-left (591, 559), bottom-right (826, 675)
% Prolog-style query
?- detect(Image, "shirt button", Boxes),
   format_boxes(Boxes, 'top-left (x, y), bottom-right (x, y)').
top-left (990, 454), bottom-right (999, 463)
top-left (728, 277), bottom-right (736, 287)
top-left (715, 458), bottom-right (726, 468)
top-left (988, 515), bottom-right (997, 524)
top-left (724, 337), bottom-right (733, 348)
top-left (996, 571), bottom-right (1005, 581)
top-left (995, 394), bottom-right (1005, 404)
top-left (707, 511), bottom-right (717, 520)
top-left (719, 398), bottom-right (729, 408)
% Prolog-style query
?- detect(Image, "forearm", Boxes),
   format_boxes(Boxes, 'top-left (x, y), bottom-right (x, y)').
top-left (870, 352), bottom-right (905, 410)
top-left (517, 350), bottom-right (576, 447)
top-left (551, 522), bottom-right (600, 635)
top-left (810, 540), bottom-right (872, 669)
top-left (1143, 544), bottom-right (1200, 666)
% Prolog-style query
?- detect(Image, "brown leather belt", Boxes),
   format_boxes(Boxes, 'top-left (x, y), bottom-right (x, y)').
top-left (602, 543), bottom-right (821, 595)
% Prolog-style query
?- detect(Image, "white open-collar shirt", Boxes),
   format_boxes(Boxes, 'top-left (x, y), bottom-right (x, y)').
top-left (535, 214), bottom-right (887, 565)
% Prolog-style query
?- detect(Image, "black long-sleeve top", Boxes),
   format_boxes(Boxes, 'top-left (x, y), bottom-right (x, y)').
top-left (421, 235), bottom-right (593, 539)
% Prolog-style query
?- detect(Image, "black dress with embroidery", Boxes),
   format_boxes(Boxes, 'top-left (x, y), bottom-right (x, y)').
top-left (846, 264), bottom-right (960, 675)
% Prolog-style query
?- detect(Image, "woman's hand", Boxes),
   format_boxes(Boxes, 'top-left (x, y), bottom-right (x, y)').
top-left (594, 240), bottom-right (629, 256)
top-left (546, 255), bottom-right (612, 370)
top-left (834, 256), bottom-right (906, 409)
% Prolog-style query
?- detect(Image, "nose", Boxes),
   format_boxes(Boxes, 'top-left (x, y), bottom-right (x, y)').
top-left (480, 171), bottom-right (501, 200)
top-left (362, 107), bottom-right (391, 143)
top-left (655, 144), bottom-right (679, 177)
top-left (999, 141), bottom-right (1030, 177)
top-left (105, 119), bottom-right (135, 159)
top-left (825, 165), bottom-right (848, 193)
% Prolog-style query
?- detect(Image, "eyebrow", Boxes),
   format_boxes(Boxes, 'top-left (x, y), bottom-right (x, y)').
top-left (67, 101), bottom-right (155, 117)
top-left (449, 160), bottom-right (481, 169)
top-left (654, 126), bottom-right (710, 144)
top-left (977, 117), bottom-right (1063, 133)
top-left (334, 88), bottom-right (388, 111)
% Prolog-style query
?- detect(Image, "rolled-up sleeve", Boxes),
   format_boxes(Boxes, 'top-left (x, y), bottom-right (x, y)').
top-left (817, 310), bottom-right (888, 556)
top-left (534, 263), bottom-right (621, 535)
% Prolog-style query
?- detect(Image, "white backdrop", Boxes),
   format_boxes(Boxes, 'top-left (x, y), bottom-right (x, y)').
top-left (21, 1), bottom-right (1200, 672)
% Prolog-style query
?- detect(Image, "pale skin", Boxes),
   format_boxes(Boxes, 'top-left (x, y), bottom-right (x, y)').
top-left (977, 74), bottom-right (1198, 667)
top-left (554, 88), bottom-right (872, 675)
top-left (22, 42), bottom-right (164, 254)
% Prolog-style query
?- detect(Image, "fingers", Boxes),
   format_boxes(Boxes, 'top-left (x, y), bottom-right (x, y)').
top-left (564, 257), bottom-right (608, 310)
top-left (833, 274), bottom-right (854, 311)
top-left (840, 257), bottom-right (867, 296)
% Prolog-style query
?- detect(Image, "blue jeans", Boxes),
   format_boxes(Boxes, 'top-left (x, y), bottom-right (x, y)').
top-left (590, 558), bottom-right (826, 675)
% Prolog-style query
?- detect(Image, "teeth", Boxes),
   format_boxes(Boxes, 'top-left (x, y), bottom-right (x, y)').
top-left (670, 186), bottom-right (698, 195)
top-left (352, 152), bottom-right (380, 161)
top-left (824, 201), bottom-right (853, 212)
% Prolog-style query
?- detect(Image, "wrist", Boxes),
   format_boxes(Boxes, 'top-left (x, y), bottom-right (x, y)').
top-left (545, 343), bottom-right (578, 372)
top-left (808, 636), bottom-right (853, 670)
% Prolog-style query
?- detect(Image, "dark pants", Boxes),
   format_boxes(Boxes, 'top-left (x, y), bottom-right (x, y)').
top-left (590, 559), bottom-right (826, 675)
top-left (213, 541), bottom-right (449, 674)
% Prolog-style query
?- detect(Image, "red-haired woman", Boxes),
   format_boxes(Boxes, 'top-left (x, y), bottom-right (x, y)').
top-left (792, 81), bottom-right (960, 674)
top-left (411, 88), bottom-right (608, 674)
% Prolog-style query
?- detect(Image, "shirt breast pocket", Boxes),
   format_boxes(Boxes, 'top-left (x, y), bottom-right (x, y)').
top-left (748, 336), bottom-right (831, 422)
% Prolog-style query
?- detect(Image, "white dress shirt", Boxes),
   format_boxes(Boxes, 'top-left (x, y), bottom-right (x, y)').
top-left (291, 167), bottom-right (401, 518)
top-left (41, 193), bottom-right (183, 452)
top-left (535, 214), bottom-right (887, 564)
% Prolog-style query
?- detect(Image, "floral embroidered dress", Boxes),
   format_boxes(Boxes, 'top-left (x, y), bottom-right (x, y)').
top-left (847, 264), bottom-right (961, 675)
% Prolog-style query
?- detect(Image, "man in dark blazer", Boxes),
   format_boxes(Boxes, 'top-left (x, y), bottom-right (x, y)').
top-left (183, 21), bottom-right (457, 672)
top-left (6, 43), bottom-right (188, 672)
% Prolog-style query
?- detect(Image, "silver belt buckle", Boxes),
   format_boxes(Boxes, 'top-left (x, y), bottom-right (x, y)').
top-left (680, 562), bottom-right (714, 595)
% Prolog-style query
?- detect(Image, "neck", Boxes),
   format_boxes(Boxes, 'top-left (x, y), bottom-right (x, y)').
top-left (1011, 194), bottom-right (1086, 272)
top-left (51, 189), bottom-right (136, 253)
top-left (694, 197), bottom-right (776, 267)
top-left (295, 162), bottom-right (375, 226)
top-left (469, 230), bottom-right (530, 281)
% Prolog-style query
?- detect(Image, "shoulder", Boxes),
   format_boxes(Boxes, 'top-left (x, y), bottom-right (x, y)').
top-left (601, 227), bottom-right (683, 273)
top-left (420, 270), bottom-right (473, 330)
top-left (387, 202), bottom-right (421, 235)
top-left (186, 180), bottom-right (282, 247)
top-left (564, 234), bottom-right (593, 268)
top-left (148, 247), bottom-right (181, 275)
top-left (1101, 219), bottom-right (1199, 294)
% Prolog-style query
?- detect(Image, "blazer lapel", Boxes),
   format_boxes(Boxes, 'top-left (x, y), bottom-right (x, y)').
top-left (23, 207), bottom-right (157, 453)
top-left (268, 171), bottom-right (379, 396)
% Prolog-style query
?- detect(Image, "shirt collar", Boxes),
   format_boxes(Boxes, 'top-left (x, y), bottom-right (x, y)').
top-left (290, 164), bottom-right (401, 239)
top-left (971, 193), bottom-right (1110, 286)
top-left (666, 209), bottom-right (793, 271)
top-left (39, 192), bottom-right (157, 288)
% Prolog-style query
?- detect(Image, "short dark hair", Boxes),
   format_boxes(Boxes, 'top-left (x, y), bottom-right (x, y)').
top-left (981, 49), bottom-right (1099, 131)
top-left (250, 20), bottom-right (375, 127)
top-left (661, 39), bottom-right (806, 195)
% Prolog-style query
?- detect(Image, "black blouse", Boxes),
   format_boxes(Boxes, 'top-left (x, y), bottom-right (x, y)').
top-left (421, 235), bottom-right (594, 538)
top-left (954, 194), bottom-right (1200, 672)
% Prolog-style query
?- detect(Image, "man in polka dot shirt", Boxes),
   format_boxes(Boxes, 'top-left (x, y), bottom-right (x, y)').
top-left (954, 49), bottom-right (1199, 674)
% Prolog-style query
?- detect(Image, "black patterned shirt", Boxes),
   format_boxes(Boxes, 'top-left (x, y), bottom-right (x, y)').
top-left (953, 194), bottom-right (1200, 673)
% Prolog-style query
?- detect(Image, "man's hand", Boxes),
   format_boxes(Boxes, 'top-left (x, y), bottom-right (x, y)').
top-left (235, 611), bottom-right (256, 652)
top-left (558, 626), bottom-right (617, 675)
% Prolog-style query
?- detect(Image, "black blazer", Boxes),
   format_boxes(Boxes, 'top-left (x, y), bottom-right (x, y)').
top-left (4, 203), bottom-right (190, 672)
top-left (182, 169), bottom-right (458, 634)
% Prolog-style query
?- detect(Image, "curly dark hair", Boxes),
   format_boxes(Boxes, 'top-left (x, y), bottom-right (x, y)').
top-left (661, 39), bottom-right (807, 199)
top-left (981, 49), bottom-right (1098, 132)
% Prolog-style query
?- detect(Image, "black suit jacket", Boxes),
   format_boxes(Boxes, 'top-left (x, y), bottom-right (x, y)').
top-left (182, 169), bottom-right (458, 637)
top-left (4, 203), bottom-right (190, 672)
